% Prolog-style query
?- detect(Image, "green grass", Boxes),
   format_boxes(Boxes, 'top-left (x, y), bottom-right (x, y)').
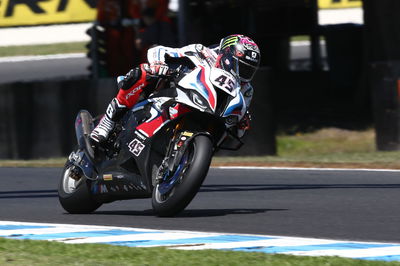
top-left (0, 238), bottom-right (398, 266)
top-left (0, 42), bottom-right (87, 57)
top-left (213, 128), bottom-right (400, 168)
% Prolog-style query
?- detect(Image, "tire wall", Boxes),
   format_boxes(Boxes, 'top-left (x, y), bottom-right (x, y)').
top-left (0, 78), bottom-right (117, 159)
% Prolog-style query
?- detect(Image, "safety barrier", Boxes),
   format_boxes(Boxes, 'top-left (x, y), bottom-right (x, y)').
top-left (0, 68), bottom-right (275, 159)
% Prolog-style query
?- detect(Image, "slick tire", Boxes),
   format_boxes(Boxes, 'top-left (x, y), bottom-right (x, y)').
top-left (152, 135), bottom-right (213, 217)
top-left (58, 165), bottom-right (102, 214)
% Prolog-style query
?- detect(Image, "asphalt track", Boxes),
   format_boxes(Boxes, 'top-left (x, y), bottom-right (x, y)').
top-left (1, 167), bottom-right (400, 243)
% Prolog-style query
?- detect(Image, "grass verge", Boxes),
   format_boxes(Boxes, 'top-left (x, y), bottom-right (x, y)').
top-left (214, 128), bottom-right (400, 169)
top-left (0, 42), bottom-right (87, 57)
top-left (0, 238), bottom-right (398, 266)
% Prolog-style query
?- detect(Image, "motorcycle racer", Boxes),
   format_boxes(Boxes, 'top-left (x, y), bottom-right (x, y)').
top-left (90, 34), bottom-right (261, 144)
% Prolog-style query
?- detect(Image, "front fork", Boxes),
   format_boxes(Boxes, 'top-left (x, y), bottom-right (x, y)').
top-left (156, 130), bottom-right (195, 183)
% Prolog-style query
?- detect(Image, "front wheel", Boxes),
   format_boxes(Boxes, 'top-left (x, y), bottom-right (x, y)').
top-left (152, 135), bottom-right (213, 217)
top-left (58, 164), bottom-right (102, 214)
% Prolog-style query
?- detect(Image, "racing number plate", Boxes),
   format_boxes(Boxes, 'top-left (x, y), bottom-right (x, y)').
top-left (128, 138), bottom-right (145, 156)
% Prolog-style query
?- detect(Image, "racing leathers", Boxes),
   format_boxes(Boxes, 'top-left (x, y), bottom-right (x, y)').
top-left (90, 44), bottom-right (254, 144)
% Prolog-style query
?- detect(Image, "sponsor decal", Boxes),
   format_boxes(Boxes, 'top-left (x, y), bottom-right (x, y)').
top-left (103, 174), bottom-right (113, 181)
top-left (128, 138), bottom-right (145, 156)
top-left (221, 36), bottom-right (239, 50)
top-left (125, 84), bottom-right (145, 100)
top-left (100, 184), bottom-right (108, 193)
top-left (318, 0), bottom-right (362, 9)
top-left (0, 0), bottom-right (96, 27)
top-left (182, 131), bottom-right (193, 137)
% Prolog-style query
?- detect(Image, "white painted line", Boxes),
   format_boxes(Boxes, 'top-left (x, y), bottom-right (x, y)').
top-left (0, 227), bottom-right (104, 236)
top-left (214, 166), bottom-right (400, 173)
top-left (0, 53), bottom-right (86, 63)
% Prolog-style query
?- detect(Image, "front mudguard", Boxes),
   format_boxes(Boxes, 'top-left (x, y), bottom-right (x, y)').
top-left (167, 131), bottom-right (213, 173)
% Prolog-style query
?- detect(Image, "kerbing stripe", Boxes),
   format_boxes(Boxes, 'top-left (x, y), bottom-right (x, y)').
top-left (233, 243), bottom-right (395, 253)
top-left (282, 246), bottom-right (400, 258)
top-left (362, 255), bottom-right (400, 261)
top-left (173, 237), bottom-right (341, 250)
top-left (124, 235), bottom-right (273, 247)
top-left (2, 221), bottom-right (400, 262)
top-left (61, 232), bottom-right (221, 244)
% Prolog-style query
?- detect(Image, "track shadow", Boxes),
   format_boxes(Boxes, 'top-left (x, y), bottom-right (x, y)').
top-left (176, 208), bottom-right (287, 218)
top-left (92, 208), bottom-right (285, 218)
top-left (0, 190), bottom-right (58, 199)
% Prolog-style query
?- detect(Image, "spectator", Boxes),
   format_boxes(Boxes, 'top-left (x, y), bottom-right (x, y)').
top-left (135, 7), bottom-right (176, 61)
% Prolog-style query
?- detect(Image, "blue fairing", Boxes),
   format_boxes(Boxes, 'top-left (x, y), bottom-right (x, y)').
top-left (223, 92), bottom-right (245, 117)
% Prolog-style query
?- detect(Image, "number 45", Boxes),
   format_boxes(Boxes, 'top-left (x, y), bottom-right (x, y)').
top-left (215, 75), bottom-right (235, 91)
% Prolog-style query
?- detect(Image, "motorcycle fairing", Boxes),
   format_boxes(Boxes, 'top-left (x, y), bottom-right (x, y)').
top-left (209, 67), bottom-right (239, 97)
top-left (222, 91), bottom-right (246, 119)
top-left (136, 104), bottom-right (170, 138)
top-left (88, 107), bottom-right (156, 201)
top-left (177, 65), bottom-right (217, 112)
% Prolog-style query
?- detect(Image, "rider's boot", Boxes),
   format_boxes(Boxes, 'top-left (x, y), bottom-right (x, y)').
top-left (90, 98), bottom-right (128, 144)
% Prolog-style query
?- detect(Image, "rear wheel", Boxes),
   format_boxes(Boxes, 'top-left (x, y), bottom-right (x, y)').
top-left (152, 135), bottom-right (213, 217)
top-left (58, 164), bottom-right (102, 214)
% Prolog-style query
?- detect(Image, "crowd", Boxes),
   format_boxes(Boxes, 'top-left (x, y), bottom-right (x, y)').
top-left (96, 0), bottom-right (176, 76)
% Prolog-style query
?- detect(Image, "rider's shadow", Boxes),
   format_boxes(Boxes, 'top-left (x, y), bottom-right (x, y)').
top-left (176, 208), bottom-right (287, 217)
top-left (93, 208), bottom-right (286, 217)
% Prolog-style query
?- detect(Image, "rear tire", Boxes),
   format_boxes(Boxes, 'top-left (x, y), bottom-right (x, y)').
top-left (58, 164), bottom-right (102, 214)
top-left (152, 135), bottom-right (213, 217)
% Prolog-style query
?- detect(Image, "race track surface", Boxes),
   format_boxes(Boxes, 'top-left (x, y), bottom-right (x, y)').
top-left (1, 167), bottom-right (400, 243)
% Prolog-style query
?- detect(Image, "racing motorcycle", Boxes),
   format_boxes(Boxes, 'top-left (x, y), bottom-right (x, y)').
top-left (58, 61), bottom-right (247, 217)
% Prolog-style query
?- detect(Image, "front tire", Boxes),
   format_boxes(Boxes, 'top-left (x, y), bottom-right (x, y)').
top-left (152, 135), bottom-right (213, 217)
top-left (58, 164), bottom-right (102, 214)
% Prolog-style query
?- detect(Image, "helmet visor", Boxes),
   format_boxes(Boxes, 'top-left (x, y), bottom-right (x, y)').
top-left (238, 59), bottom-right (257, 82)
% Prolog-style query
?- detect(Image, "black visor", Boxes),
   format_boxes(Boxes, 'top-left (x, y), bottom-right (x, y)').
top-left (238, 59), bottom-right (257, 81)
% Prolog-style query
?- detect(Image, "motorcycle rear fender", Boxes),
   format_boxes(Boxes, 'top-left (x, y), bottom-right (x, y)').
top-left (75, 110), bottom-right (94, 151)
top-left (72, 110), bottom-right (97, 179)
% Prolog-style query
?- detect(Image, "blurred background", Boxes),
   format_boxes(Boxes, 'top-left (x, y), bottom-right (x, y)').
top-left (0, 0), bottom-right (399, 160)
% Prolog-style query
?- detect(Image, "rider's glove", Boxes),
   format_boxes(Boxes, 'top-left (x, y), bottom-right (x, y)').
top-left (148, 61), bottom-right (169, 76)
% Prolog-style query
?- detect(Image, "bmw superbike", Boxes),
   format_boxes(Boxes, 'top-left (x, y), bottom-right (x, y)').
top-left (58, 62), bottom-right (247, 217)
